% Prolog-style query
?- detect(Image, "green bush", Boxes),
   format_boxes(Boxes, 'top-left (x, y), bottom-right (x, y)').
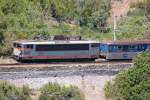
top-left (39, 82), bottom-right (85, 100)
top-left (104, 81), bottom-right (114, 99)
top-left (104, 52), bottom-right (150, 100)
top-left (117, 15), bottom-right (150, 40)
top-left (0, 81), bottom-right (31, 100)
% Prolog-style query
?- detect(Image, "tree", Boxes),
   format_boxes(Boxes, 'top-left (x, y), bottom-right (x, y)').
top-left (104, 52), bottom-right (150, 100)
top-left (0, 0), bottom-right (47, 55)
top-left (36, 0), bottom-right (111, 30)
top-left (77, 0), bottom-right (111, 31)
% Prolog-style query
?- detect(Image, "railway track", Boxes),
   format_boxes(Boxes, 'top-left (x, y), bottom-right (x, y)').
top-left (0, 60), bottom-right (133, 72)
top-left (0, 60), bottom-right (132, 66)
top-left (0, 60), bottom-right (133, 79)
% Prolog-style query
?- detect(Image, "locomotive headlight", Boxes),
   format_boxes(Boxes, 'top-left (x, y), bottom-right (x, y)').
top-left (14, 48), bottom-right (21, 56)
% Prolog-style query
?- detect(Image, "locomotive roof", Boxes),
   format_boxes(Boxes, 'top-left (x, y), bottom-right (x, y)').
top-left (101, 40), bottom-right (150, 45)
top-left (14, 40), bottom-right (99, 45)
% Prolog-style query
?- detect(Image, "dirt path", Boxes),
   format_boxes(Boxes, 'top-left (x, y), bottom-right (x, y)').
top-left (111, 0), bottom-right (130, 17)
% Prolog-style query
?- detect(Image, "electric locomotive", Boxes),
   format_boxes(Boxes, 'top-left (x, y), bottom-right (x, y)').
top-left (13, 40), bottom-right (99, 61)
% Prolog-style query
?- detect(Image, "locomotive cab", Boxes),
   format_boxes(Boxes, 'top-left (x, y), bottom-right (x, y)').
top-left (13, 42), bottom-right (22, 60)
top-left (13, 41), bottom-right (34, 61)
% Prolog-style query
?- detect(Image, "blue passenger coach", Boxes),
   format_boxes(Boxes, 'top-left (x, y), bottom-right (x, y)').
top-left (99, 41), bottom-right (150, 60)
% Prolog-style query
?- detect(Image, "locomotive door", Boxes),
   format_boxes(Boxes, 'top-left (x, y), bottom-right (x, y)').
top-left (90, 43), bottom-right (99, 58)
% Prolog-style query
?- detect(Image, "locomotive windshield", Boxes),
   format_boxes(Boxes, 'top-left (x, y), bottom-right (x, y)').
top-left (13, 43), bottom-right (21, 48)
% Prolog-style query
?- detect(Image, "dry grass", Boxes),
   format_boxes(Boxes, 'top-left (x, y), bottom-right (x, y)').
top-left (0, 57), bottom-right (17, 64)
top-left (111, 0), bottom-right (130, 17)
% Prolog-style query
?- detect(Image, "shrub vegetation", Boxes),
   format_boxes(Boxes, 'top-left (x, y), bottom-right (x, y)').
top-left (0, 81), bottom-right (31, 100)
top-left (117, 0), bottom-right (150, 40)
top-left (104, 52), bottom-right (150, 100)
top-left (39, 82), bottom-right (85, 100)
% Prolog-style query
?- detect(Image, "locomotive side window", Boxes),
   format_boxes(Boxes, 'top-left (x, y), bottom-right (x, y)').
top-left (36, 44), bottom-right (89, 51)
top-left (24, 44), bottom-right (33, 49)
top-left (36, 45), bottom-right (50, 51)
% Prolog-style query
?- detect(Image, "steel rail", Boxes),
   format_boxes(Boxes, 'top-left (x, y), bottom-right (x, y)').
top-left (0, 60), bottom-right (132, 67)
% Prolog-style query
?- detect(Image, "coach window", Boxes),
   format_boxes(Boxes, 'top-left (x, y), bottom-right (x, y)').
top-left (109, 45), bottom-right (117, 52)
top-left (117, 45), bottom-right (123, 52)
top-left (113, 45), bottom-right (118, 52)
top-left (138, 44), bottom-right (145, 51)
top-left (129, 45), bottom-right (136, 52)
top-left (123, 45), bottom-right (129, 52)
top-left (147, 44), bottom-right (150, 50)
top-left (100, 44), bottom-right (108, 53)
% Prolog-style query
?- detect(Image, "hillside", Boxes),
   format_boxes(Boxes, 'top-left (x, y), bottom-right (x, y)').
top-left (0, 0), bottom-right (149, 55)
